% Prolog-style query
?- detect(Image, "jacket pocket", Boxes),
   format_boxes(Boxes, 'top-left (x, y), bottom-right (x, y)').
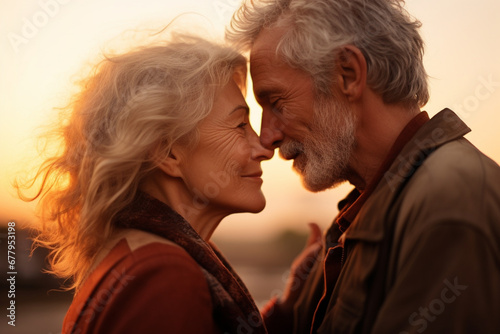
top-left (316, 296), bottom-right (362, 334)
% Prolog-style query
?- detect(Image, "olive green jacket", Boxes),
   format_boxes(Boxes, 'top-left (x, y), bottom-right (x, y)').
top-left (293, 109), bottom-right (500, 333)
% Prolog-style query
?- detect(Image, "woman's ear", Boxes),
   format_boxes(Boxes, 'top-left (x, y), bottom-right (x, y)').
top-left (157, 147), bottom-right (184, 178)
top-left (335, 45), bottom-right (367, 102)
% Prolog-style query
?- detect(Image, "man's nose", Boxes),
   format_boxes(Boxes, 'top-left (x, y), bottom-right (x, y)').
top-left (260, 108), bottom-right (284, 150)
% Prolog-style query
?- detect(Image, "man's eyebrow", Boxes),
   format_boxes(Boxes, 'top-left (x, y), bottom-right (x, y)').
top-left (230, 105), bottom-right (250, 115)
top-left (255, 90), bottom-right (268, 101)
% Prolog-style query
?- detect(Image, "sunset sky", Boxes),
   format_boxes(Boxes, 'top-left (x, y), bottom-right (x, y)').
top-left (1, 0), bottom-right (499, 241)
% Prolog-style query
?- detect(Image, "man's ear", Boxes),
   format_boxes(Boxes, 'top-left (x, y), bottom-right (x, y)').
top-left (335, 45), bottom-right (367, 102)
top-left (156, 147), bottom-right (184, 178)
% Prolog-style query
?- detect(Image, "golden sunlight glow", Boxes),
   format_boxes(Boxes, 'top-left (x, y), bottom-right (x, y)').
top-left (1, 0), bottom-right (499, 240)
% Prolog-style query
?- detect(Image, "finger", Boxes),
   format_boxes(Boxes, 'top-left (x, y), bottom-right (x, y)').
top-left (307, 242), bottom-right (322, 258)
top-left (294, 242), bottom-right (322, 273)
top-left (305, 222), bottom-right (322, 246)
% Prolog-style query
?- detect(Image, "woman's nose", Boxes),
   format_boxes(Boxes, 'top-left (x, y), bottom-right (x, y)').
top-left (250, 127), bottom-right (274, 161)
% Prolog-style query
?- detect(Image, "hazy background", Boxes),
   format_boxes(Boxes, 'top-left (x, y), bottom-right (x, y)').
top-left (0, 0), bottom-right (499, 333)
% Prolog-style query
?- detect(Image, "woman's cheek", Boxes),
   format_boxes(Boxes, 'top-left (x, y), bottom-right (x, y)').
top-left (235, 138), bottom-right (253, 159)
top-left (223, 158), bottom-right (243, 178)
top-left (217, 139), bottom-right (253, 177)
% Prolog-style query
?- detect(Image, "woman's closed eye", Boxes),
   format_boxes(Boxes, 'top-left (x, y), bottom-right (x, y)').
top-left (237, 122), bottom-right (248, 129)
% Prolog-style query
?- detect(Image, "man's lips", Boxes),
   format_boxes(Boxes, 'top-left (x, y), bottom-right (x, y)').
top-left (282, 151), bottom-right (306, 173)
top-left (279, 141), bottom-right (303, 161)
top-left (279, 150), bottom-right (300, 161)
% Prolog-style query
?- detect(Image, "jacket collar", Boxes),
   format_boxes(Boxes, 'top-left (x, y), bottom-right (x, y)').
top-left (114, 191), bottom-right (267, 333)
top-left (343, 108), bottom-right (471, 242)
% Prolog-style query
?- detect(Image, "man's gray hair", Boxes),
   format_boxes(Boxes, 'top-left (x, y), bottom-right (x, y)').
top-left (227, 0), bottom-right (429, 108)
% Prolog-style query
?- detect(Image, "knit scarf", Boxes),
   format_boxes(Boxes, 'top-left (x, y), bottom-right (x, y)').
top-left (113, 191), bottom-right (268, 334)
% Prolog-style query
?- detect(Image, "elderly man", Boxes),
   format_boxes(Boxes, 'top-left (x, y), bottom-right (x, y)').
top-left (228, 0), bottom-right (500, 333)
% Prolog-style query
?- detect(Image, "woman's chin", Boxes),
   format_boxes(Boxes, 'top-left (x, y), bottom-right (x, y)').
top-left (232, 195), bottom-right (266, 214)
top-left (246, 196), bottom-right (267, 213)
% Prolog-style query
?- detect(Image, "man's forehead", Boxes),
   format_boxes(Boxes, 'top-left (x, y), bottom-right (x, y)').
top-left (249, 26), bottom-right (298, 100)
top-left (250, 26), bottom-right (288, 64)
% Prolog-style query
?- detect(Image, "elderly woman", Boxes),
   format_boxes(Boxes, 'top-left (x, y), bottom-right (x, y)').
top-left (19, 35), bottom-right (274, 333)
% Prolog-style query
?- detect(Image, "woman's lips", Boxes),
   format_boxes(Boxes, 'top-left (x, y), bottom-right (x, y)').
top-left (242, 171), bottom-right (263, 178)
top-left (241, 171), bottom-right (263, 182)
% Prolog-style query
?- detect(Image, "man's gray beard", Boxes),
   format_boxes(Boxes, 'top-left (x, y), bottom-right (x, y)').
top-left (280, 96), bottom-right (356, 192)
